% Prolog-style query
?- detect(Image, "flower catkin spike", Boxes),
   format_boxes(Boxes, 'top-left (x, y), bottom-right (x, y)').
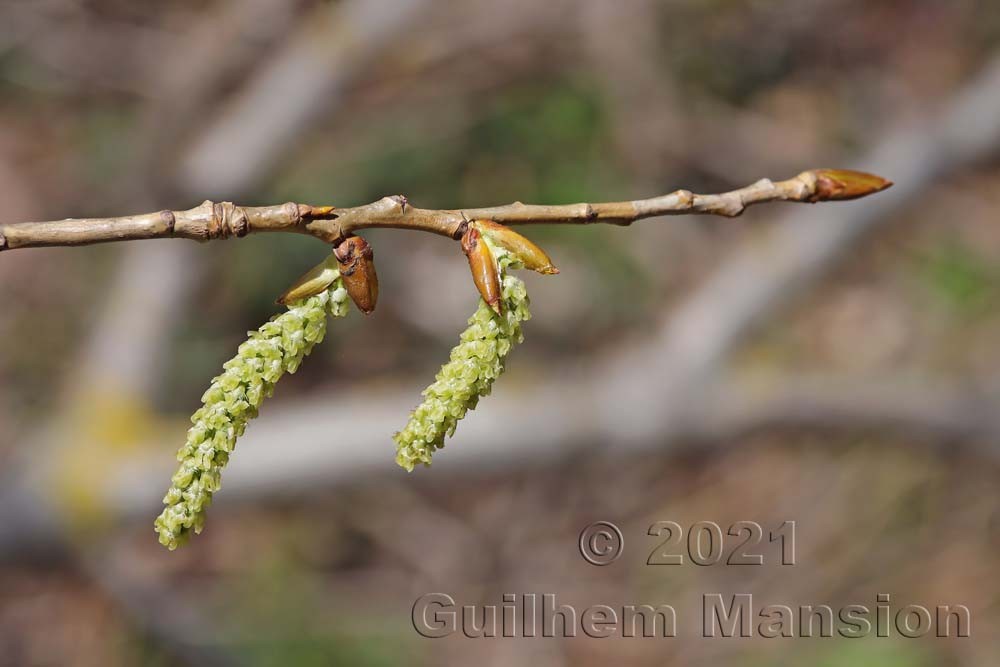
top-left (334, 235), bottom-right (379, 314)
top-left (154, 278), bottom-right (350, 550)
top-left (473, 219), bottom-right (559, 275)
top-left (462, 225), bottom-right (502, 314)
top-left (276, 253), bottom-right (341, 305)
top-left (393, 237), bottom-right (532, 471)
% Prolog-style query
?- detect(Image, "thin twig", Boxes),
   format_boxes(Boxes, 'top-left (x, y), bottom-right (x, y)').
top-left (0, 169), bottom-right (889, 251)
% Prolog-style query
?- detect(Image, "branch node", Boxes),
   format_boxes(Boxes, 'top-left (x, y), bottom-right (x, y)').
top-left (716, 193), bottom-right (746, 217)
top-left (282, 202), bottom-right (302, 225)
top-left (159, 210), bottom-right (176, 235)
top-left (210, 202), bottom-right (250, 239)
top-left (0, 232), bottom-right (6, 251)
top-left (390, 194), bottom-right (408, 212)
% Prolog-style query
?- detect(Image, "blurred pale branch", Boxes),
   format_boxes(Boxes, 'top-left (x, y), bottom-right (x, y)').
top-left (174, 0), bottom-right (434, 198)
top-left (0, 169), bottom-right (889, 251)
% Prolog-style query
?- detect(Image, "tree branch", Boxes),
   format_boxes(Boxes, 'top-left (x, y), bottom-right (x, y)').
top-left (0, 169), bottom-right (890, 251)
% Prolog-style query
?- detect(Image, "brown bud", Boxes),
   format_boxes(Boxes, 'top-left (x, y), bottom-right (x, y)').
top-left (297, 204), bottom-right (336, 219)
top-left (811, 169), bottom-right (893, 202)
top-left (334, 235), bottom-right (379, 315)
top-left (276, 254), bottom-right (340, 305)
top-left (462, 226), bottom-right (502, 314)
top-left (473, 220), bottom-right (559, 275)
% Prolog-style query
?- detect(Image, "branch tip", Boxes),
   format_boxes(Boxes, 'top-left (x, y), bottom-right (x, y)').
top-left (812, 169), bottom-right (893, 202)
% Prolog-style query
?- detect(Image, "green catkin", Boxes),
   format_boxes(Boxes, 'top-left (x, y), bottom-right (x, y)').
top-left (393, 240), bottom-right (531, 471)
top-left (154, 278), bottom-right (350, 550)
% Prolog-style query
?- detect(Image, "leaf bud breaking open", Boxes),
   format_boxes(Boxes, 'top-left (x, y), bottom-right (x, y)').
top-left (334, 235), bottom-right (379, 315)
top-left (462, 225), bottom-right (502, 314)
top-left (473, 219), bottom-right (559, 275)
top-left (276, 254), bottom-right (341, 305)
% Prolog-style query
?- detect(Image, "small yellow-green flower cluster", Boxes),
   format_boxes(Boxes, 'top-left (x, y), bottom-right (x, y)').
top-left (154, 278), bottom-right (349, 549)
top-left (393, 241), bottom-right (530, 471)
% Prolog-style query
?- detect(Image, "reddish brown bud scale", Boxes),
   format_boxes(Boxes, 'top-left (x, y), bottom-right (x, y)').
top-left (462, 226), bottom-right (502, 314)
top-left (811, 169), bottom-right (893, 202)
top-left (334, 235), bottom-right (379, 314)
top-left (473, 219), bottom-right (559, 275)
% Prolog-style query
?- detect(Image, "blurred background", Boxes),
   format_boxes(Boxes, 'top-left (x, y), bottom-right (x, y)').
top-left (0, 0), bottom-right (998, 665)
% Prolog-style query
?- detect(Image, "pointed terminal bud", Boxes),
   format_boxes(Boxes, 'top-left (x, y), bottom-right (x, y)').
top-left (473, 219), bottom-right (559, 275)
top-left (333, 235), bottom-right (379, 314)
top-left (276, 254), bottom-right (340, 305)
top-left (462, 226), bottom-right (502, 314)
top-left (811, 169), bottom-right (893, 202)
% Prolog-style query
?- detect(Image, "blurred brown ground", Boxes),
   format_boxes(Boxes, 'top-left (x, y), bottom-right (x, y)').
top-left (0, 1), bottom-right (998, 665)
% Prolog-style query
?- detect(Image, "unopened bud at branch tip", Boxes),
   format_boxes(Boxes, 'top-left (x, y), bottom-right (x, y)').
top-left (811, 169), bottom-right (893, 202)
